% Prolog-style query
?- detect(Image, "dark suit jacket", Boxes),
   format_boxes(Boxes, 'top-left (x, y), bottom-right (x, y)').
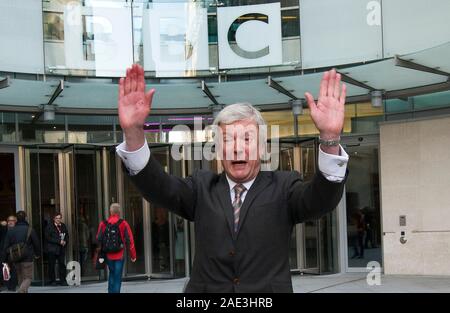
top-left (1, 221), bottom-right (41, 263)
top-left (127, 155), bottom-right (347, 293)
top-left (45, 222), bottom-right (69, 255)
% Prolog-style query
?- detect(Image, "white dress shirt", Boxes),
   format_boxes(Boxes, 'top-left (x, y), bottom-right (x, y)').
top-left (116, 139), bottom-right (349, 185)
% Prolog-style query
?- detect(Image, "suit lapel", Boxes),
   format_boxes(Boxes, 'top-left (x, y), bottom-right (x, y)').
top-left (217, 173), bottom-right (235, 239)
top-left (217, 171), bottom-right (273, 240)
top-left (236, 171), bottom-right (272, 239)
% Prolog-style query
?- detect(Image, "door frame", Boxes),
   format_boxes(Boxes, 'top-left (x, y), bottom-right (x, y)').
top-left (23, 144), bottom-right (106, 283)
top-left (23, 145), bottom-right (66, 285)
top-left (62, 144), bottom-right (104, 281)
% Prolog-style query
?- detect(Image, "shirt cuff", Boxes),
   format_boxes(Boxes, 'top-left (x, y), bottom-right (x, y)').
top-left (318, 145), bottom-right (349, 182)
top-left (116, 140), bottom-right (150, 176)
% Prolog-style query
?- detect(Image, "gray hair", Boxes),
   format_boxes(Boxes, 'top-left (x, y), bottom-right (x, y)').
top-left (109, 203), bottom-right (121, 215)
top-left (212, 102), bottom-right (266, 127)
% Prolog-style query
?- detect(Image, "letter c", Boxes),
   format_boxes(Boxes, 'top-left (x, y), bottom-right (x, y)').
top-left (227, 13), bottom-right (270, 59)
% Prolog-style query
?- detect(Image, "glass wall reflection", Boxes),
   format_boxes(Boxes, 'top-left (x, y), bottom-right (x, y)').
top-left (67, 115), bottom-right (116, 144)
top-left (345, 143), bottom-right (381, 268)
top-left (18, 113), bottom-right (65, 143)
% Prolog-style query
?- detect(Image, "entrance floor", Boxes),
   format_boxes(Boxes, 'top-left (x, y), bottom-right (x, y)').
top-left (22, 273), bottom-right (450, 293)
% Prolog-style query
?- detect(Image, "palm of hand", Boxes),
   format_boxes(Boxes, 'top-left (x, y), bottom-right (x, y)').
top-left (119, 91), bottom-right (149, 129)
top-left (304, 69), bottom-right (346, 137)
top-left (118, 64), bottom-right (155, 131)
top-left (312, 95), bottom-right (345, 136)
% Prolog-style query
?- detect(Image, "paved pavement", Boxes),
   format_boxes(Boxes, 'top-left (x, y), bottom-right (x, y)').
top-left (15, 273), bottom-right (450, 293)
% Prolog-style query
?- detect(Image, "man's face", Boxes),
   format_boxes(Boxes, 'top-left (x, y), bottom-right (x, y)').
top-left (7, 217), bottom-right (16, 228)
top-left (219, 119), bottom-right (261, 183)
top-left (54, 215), bottom-right (62, 225)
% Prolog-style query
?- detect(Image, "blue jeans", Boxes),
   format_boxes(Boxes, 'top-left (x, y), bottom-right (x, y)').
top-left (106, 258), bottom-right (124, 293)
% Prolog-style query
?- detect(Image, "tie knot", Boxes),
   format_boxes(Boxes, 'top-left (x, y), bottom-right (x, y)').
top-left (234, 184), bottom-right (246, 198)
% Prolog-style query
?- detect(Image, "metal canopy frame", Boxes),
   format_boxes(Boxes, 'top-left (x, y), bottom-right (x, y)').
top-left (2, 42), bottom-right (450, 115)
top-left (267, 76), bottom-right (298, 100)
top-left (31, 79), bottom-right (64, 123)
top-left (201, 80), bottom-right (219, 106)
top-left (47, 79), bottom-right (64, 106)
top-left (338, 72), bottom-right (375, 92)
top-left (395, 55), bottom-right (450, 79)
top-left (0, 76), bottom-right (9, 89)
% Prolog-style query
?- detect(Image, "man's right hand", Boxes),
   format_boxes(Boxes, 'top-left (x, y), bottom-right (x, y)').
top-left (118, 64), bottom-right (155, 151)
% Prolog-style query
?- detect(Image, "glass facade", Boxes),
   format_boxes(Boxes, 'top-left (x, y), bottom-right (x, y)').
top-left (2, 95), bottom-right (448, 146)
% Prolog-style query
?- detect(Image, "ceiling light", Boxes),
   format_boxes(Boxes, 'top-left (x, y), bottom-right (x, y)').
top-left (289, 99), bottom-right (304, 116)
top-left (371, 90), bottom-right (384, 108)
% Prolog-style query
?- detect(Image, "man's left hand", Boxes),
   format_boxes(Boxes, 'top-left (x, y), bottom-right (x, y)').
top-left (305, 69), bottom-right (346, 155)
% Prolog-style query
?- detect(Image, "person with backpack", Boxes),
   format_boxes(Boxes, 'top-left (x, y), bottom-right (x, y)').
top-left (1, 211), bottom-right (41, 293)
top-left (45, 213), bottom-right (69, 286)
top-left (96, 203), bottom-right (136, 293)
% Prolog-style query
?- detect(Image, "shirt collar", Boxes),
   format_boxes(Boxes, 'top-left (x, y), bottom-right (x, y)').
top-left (225, 175), bottom-right (256, 193)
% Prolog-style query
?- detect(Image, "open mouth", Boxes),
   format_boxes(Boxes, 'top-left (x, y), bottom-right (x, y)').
top-left (231, 160), bottom-right (247, 165)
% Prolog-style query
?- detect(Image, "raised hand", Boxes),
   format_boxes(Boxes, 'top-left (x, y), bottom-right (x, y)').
top-left (305, 69), bottom-right (346, 154)
top-left (118, 64), bottom-right (155, 151)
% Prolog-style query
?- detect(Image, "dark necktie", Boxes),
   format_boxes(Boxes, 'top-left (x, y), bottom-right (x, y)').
top-left (233, 184), bottom-right (247, 233)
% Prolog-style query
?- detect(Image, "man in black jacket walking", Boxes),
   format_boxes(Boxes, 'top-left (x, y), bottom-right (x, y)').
top-left (45, 213), bottom-right (69, 286)
top-left (1, 211), bottom-right (41, 293)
